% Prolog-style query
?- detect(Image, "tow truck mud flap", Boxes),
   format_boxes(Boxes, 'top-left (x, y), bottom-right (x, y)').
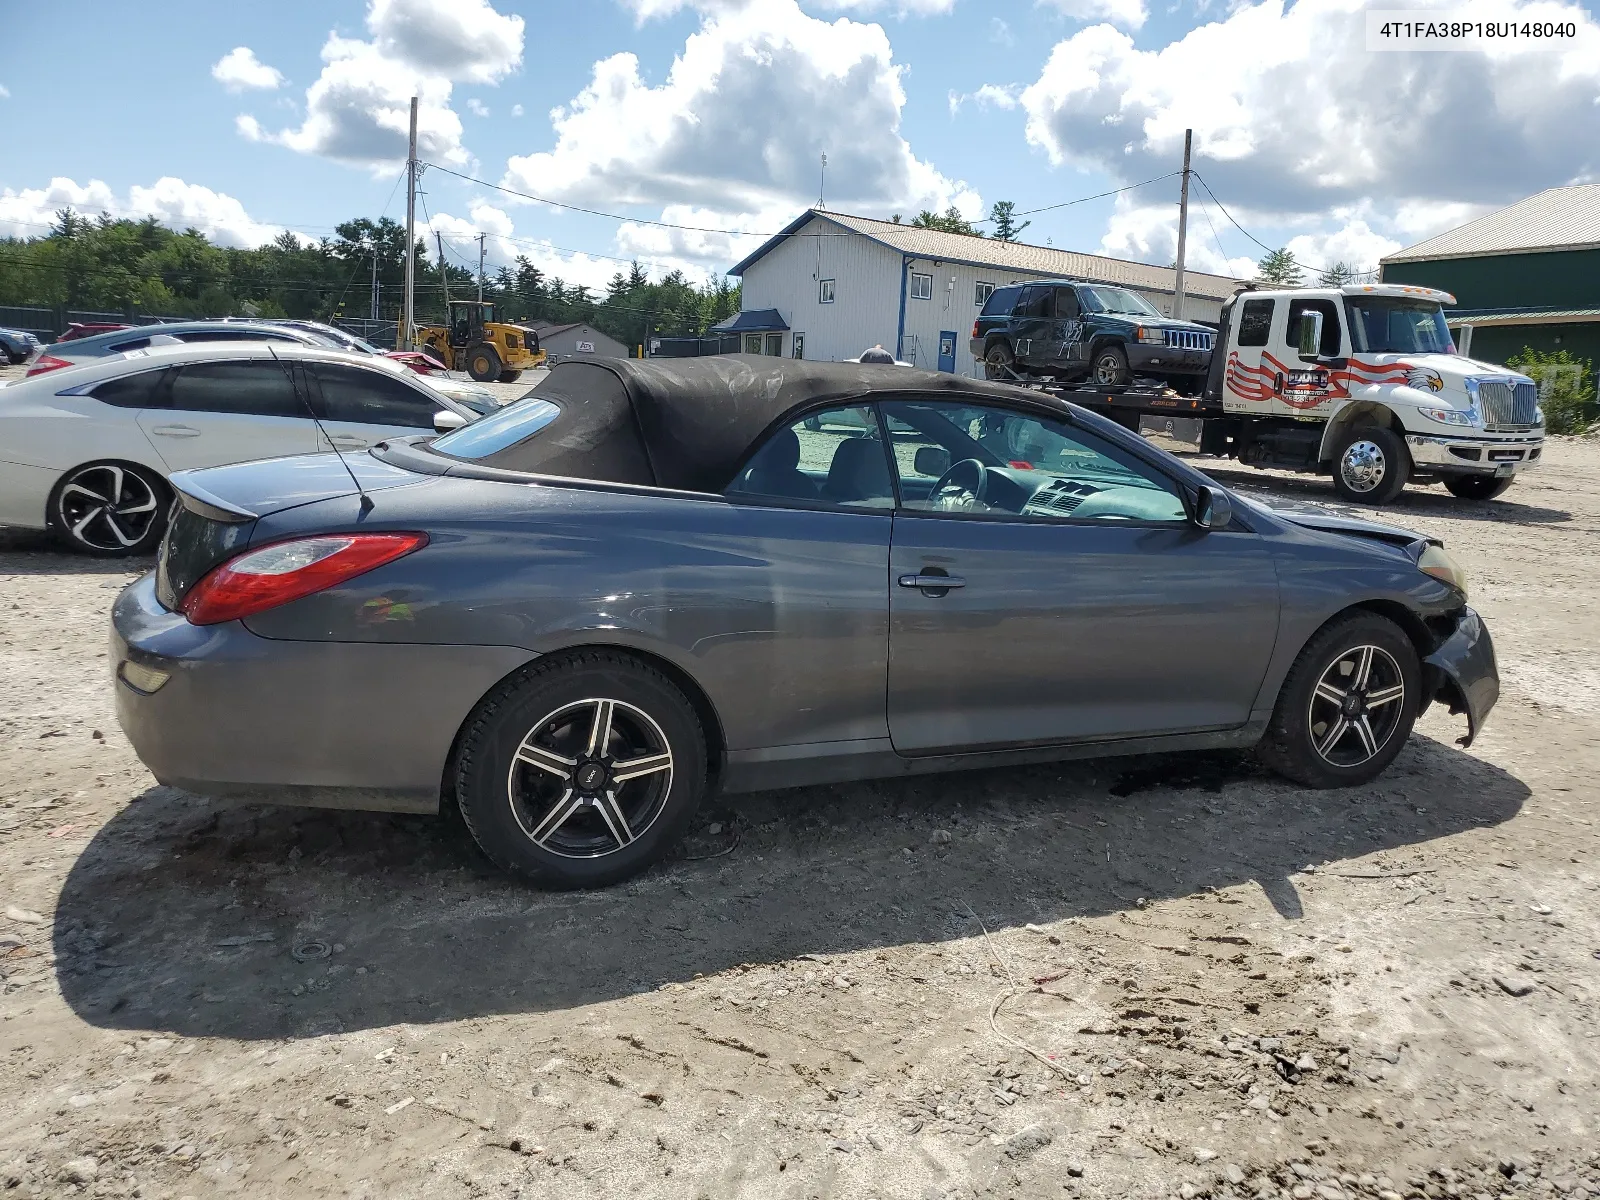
top-left (1423, 608), bottom-right (1499, 747)
top-left (1139, 415), bottom-right (1203, 453)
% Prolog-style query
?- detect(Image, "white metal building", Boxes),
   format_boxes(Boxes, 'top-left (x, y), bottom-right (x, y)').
top-left (728, 209), bottom-right (1242, 375)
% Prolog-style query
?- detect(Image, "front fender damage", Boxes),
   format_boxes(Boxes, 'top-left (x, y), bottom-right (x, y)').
top-left (1423, 607), bottom-right (1499, 747)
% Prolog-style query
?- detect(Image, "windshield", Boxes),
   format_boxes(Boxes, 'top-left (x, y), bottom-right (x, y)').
top-left (1080, 287), bottom-right (1161, 318)
top-left (431, 398), bottom-right (559, 458)
top-left (1345, 299), bottom-right (1455, 355)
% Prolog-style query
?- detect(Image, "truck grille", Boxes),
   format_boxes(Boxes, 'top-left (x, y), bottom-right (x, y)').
top-left (1477, 380), bottom-right (1539, 430)
top-left (1164, 329), bottom-right (1213, 352)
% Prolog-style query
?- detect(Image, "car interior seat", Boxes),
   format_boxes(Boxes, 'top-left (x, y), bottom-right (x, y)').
top-left (825, 437), bottom-right (893, 506)
top-left (738, 428), bottom-right (820, 500)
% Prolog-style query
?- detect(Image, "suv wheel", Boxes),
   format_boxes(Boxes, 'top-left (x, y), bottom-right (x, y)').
top-left (49, 462), bottom-right (168, 556)
top-left (1331, 425), bottom-right (1409, 505)
top-left (1091, 344), bottom-right (1130, 385)
top-left (983, 342), bottom-right (1015, 381)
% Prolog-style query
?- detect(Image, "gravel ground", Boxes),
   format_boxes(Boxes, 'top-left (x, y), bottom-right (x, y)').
top-left (1, 387), bottom-right (1597, 1198)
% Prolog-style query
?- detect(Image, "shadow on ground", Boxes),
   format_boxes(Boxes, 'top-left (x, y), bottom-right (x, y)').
top-left (53, 729), bottom-right (1527, 1042)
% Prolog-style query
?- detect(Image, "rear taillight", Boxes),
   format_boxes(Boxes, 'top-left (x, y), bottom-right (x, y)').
top-left (26, 354), bottom-right (73, 377)
top-left (180, 533), bottom-right (427, 625)
top-left (971, 321), bottom-right (980, 339)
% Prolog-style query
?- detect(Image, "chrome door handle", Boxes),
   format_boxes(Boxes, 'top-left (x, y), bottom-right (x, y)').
top-left (149, 425), bottom-right (200, 438)
top-left (898, 573), bottom-right (965, 590)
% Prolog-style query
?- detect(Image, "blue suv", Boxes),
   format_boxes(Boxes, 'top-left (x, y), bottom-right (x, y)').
top-left (970, 279), bottom-right (1215, 391)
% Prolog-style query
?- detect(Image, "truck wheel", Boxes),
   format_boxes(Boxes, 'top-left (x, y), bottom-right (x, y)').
top-left (1331, 426), bottom-right (1409, 506)
top-left (1443, 474), bottom-right (1514, 501)
top-left (983, 342), bottom-right (1015, 380)
top-left (497, 369), bottom-right (523, 383)
top-left (467, 345), bottom-right (502, 382)
top-left (1091, 344), bottom-right (1130, 385)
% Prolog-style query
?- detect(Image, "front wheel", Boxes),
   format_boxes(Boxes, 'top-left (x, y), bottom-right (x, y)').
top-left (49, 461), bottom-right (168, 556)
top-left (1444, 474), bottom-right (1514, 501)
top-left (1091, 344), bottom-right (1130, 385)
top-left (1256, 612), bottom-right (1421, 789)
top-left (466, 345), bottom-right (502, 382)
top-left (453, 650), bottom-right (708, 888)
top-left (496, 369), bottom-right (523, 383)
top-left (1331, 425), bottom-right (1409, 506)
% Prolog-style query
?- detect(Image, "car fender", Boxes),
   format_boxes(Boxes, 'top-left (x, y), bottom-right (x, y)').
top-left (1422, 607), bottom-right (1498, 747)
top-left (1317, 400), bottom-right (1401, 462)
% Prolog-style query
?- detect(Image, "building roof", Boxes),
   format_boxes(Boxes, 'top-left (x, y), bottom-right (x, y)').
top-left (1443, 307), bottom-right (1600, 326)
top-left (729, 209), bottom-right (1242, 301)
top-left (529, 321), bottom-right (584, 337)
top-left (709, 308), bottom-right (790, 333)
top-left (1382, 185), bottom-right (1600, 264)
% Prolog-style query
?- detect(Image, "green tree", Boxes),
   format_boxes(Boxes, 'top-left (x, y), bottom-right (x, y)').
top-left (988, 200), bottom-right (1030, 242)
top-left (1317, 261), bottom-right (1360, 286)
top-left (911, 206), bottom-right (978, 236)
top-left (1506, 348), bottom-right (1597, 434)
top-left (1256, 248), bottom-right (1305, 287)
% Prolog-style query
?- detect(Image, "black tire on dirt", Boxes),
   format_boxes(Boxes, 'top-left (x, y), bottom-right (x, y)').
top-left (983, 342), bottom-right (1015, 381)
top-left (48, 461), bottom-right (168, 556)
top-left (1256, 611), bottom-right (1422, 790)
top-left (1443, 474), bottom-right (1515, 501)
top-left (466, 345), bottom-right (502, 382)
top-left (1330, 425), bottom-right (1410, 506)
top-left (497, 369), bottom-right (523, 383)
top-left (453, 650), bottom-right (708, 888)
top-left (1091, 343), bottom-right (1130, 386)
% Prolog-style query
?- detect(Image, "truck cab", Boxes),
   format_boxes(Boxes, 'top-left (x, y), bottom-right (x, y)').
top-left (1203, 284), bottom-right (1544, 504)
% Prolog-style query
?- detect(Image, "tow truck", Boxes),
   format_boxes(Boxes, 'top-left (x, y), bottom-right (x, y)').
top-left (1008, 284), bottom-right (1544, 505)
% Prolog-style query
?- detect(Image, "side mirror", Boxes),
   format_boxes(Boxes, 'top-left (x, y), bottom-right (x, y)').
top-left (914, 445), bottom-right (951, 478)
top-left (1298, 311), bottom-right (1324, 361)
top-left (1195, 484), bottom-right (1232, 531)
top-left (433, 410), bottom-right (468, 432)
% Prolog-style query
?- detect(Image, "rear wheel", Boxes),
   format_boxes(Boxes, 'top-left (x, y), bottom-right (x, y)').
top-left (1444, 474), bottom-right (1514, 501)
top-left (1256, 612), bottom-right (1421, 789)
top-left (49, 461), bottom-right (167, 556)
top-left (1331, 425), bottom-right (1409, 506)
top-left (454, 651), bottom-right (708, 888)
top-left (1091, 344), bottom-right (1130, 385)
top-left (983, 342), bottom-right (1015, 381)
top-left (466, 344), bottom-right (502, 382)
top-left (496, 369), bottom-right (523, 383)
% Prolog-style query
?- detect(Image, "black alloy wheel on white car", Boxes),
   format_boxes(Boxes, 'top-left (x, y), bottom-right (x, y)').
top-left (49, 462), bottom-right (168, 556)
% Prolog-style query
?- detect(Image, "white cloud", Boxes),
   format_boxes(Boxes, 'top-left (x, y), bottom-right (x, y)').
top-left (0, 84), bottom-right (11, 100)
top-left (620, 0), bottom-right (955, 17)
top-left (466, 97), bottom-right (490, 117)
top-left (0, 177), bottom-right (287, 248)
top-left (990, 18), bottom-right (1015, 45)
top-left (1098, 198), bottom-right (1257, 278)
top-left (1038, 0), bottom-right (1148, 29)
top-left (505, 0), bottom-right (978, 221)
top-left (426, 202), bottom-right (627, 291)
top-left (211, 47), bottom-right (285, 92)
top-left (949, 83), bottom-right (1019, 115)
top-left (242, 0), bottom-right (523, 171)
top-left (510, 103), bottom-right (524, 117)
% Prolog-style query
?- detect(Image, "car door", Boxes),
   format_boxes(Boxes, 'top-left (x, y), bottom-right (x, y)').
top-left (1221, 296), bottom-right (1280, 414)
top-left (1051, 286), bottom-right (1087, 370)
top-left (135, 358), bottom-right (318, 472)
top-left (1011, 284), bottom-right (1053, 369)
top-left (308, 361), bottom-right (449, 450)
top-left (881, 397), bottom-right (1280, 754)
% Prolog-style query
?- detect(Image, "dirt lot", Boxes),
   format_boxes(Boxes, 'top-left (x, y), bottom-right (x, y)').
top-left (2, 412), bottom-right (1597, 1199)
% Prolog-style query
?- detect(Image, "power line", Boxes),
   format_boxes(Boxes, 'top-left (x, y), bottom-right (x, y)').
top-left (1010, 172), bottom-right (1182, 219)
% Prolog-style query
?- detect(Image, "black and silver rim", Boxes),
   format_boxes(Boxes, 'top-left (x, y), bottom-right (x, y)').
top-left (507, 698), bottom-right (674, 859)
top-left (1307, 645), bottom-right (1406, 767)
top-left (57, 465), bottom-right (160, 551)
top-left (1339, 440), bottom-right (1387, 494)
top-left (1094, 354), bottom-right (1122, 384)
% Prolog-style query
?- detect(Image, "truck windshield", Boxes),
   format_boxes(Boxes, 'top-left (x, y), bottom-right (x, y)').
top-left (1345, 298), bottom-right (1455, 355)
top-left (1080, 287), bottom-right (1162, 318)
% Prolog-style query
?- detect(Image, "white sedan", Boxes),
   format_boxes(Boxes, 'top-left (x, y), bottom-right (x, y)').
top-left (0, 342), bottom-right (481, 555)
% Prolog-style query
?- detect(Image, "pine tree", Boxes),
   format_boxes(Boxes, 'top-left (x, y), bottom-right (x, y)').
top-left (988, 200), bottom-right (1030, 242)
top-left (1257, 248), bottom-right (1305, 287)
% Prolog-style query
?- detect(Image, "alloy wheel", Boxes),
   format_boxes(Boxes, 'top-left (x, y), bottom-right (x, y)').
top-left (57, 464), bottom-right (161, 552)
top-left (1093, 354), bottom-right (1124, 384)
top-left (506, 697), bottom-right (674, 859)
top-left (1306, 645), bottom-right (1406, 768)
top-left (1339, 439), bottom-right (1387, 494)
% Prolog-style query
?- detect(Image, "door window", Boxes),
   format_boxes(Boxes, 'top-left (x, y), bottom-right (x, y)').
top-left (1053, 287), bottom-right (1081, 319)
top-left (1285, 298), bottom-right (1342, 356)
top-left (726, 405), bottom-right (894, 509)
top-left (743, 333), bottom-right (763, 354)
top-left (313, 363), bottom-right (440, 428)
top-left (168, 360), bottom-right (305, 418)
top-left (1015, 285), bottom-right (1051, 319)
top-left (174, 329), bottom-right (295, 343)
top-left (1236, 299), bottom-right (1276, 347)
top-left (883, 400), bottom-right (1188, 523)
top-left (91, 369), bottom-right (169, 408)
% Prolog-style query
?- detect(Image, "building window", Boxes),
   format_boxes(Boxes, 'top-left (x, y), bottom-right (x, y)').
top-left (910, 272), bottom-right (933, 301)
top-left (744, 333), bottom-right (763, 354)
top-left (975, 282), bottom-right (995, 307)
top-left (819, 278), bottom-right (835, 304)
top-left (764, 332), bottom-right (784, 356)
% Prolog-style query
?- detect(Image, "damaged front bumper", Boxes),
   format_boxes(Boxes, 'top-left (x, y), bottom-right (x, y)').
top-left (1423, 606), bottom-right (1498, 746)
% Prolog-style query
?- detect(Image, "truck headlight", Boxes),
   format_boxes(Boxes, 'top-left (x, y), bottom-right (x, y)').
top-left (1418, 406), bottom-right (1476, 427)
top-left (1536, 406), bottom-right (1545, 427)
top-left (1134, 326), bottom-right (1165, 345)
top-left (1417, 544), bottom-right (1468, 596)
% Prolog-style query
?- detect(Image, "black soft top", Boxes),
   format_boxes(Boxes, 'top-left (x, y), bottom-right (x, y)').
top-left (468, 355), bottom-right (1063, 492)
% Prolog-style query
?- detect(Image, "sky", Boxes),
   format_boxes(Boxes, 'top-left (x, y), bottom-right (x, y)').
top-left (2, 0), bottom-right (1598, 291)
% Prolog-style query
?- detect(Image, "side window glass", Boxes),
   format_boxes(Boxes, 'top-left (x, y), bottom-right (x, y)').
top-left (1016, 286), bottom-right (1049, 319)
top-left (882, 401), bottom-right (1189, 524)
top-left (90, 369), bottom-right (168, 409)
top-left (1285, 298), bottom-right (1342, 356)
top-left (726, 405), bottom-right (894, 510)
top-left (314, 363), bottom-right (438, 428)
top-left (1054, 288), bottom-right (1080, 319)
top-left (1236, 299), bottom-right (1275, 347)
top-left (169, 360), bottom-right (303, 418)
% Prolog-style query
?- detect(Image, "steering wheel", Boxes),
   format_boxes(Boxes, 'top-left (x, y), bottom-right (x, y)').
top-left (929, 457), bottom-right (989, 511)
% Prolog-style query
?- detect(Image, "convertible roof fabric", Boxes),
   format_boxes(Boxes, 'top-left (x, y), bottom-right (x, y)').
top-left (499, 355), bottom-right (1063, 493)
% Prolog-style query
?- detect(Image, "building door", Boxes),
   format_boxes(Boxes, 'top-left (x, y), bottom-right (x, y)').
top-left (764, 332), bottom-right (784, 356)
top-left (792, 333), bottom-right (805, 359)
top-left (937, 331), bottom-right (957, 373)
top-left (744, 334), bottom-right (763, 354)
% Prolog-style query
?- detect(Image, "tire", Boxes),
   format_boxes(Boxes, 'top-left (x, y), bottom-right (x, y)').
top-left (1091, 343), bottom-right (1130, 386)
top-left (1256, 612), bottom-right (1422, 790)
top-left (420, 342), bottom-right (449, 367)
top-left (466, 345), bottom-right (502, 382)
top-left (1444, 474), bottom-right (1514, 501)
top-left (453, 650), bottom-right (709, 889)
top-left (983, 342), bottom-right (1015, 381)
top-left (496, 369), bottom-right (523, 383)
top-left (48, 461), bottom-right (168, 556)
top-left (1330, 425), bottom-right (1409, 506)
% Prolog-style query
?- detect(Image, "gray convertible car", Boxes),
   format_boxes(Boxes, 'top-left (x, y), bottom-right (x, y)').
top-left (112, 357), bottom-right (1498, 887)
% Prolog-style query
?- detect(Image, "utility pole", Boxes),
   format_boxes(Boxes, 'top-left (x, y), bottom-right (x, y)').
top-left (369, 247), bottom-right (379, 322)
top-left (401, 95), bottom-right (418, 349)
top-left (1173, 127), bottom-right (1192, 321)
top-left (476, 233), bottom-right (486, 304)
top-left (436, 231), bottom-right (451, 304)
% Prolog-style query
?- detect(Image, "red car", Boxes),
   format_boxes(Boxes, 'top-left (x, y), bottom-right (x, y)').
top-left (385, 349), bottom-right (449, 376)
top-left (56, 322), bottom-right (133, 342)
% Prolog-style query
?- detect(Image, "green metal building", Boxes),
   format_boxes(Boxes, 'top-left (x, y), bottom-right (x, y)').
top-left (1380, 184), bottom-right (1600, 370)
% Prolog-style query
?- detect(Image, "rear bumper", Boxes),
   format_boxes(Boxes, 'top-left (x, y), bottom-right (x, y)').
top-left (1405, 433), bottom-right (1542, 476)
top-left (110, 573), bottom-right (535, 813)
top-left (1424, 606), bottom-right (1498, 747)
top-left (0, 458), bottom-right (56, 530)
